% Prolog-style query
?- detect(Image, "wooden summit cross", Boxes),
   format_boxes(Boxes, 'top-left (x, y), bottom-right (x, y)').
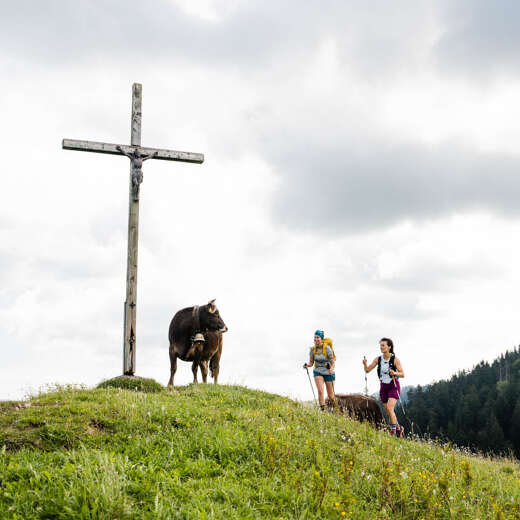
top-left (62, 83), bottom-right (204, 376)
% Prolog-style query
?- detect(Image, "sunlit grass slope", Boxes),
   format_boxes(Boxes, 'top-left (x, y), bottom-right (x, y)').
top-left (1, 384), bottom-right (519, 519)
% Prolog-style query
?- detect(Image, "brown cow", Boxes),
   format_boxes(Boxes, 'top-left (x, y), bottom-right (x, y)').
top-left (168, 300), bottom-right (227, 386)
top-left (329, 394), bottom-right (385, 427)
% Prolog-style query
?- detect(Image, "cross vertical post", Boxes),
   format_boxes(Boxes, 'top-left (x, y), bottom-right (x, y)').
top-left (123, 83), bottom-right (142, 375)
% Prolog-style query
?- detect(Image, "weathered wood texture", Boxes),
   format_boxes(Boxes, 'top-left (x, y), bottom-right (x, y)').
top-left (131, 83), bottom-right (141, 147)
top-left (123, 83), bottom-right (141, 376)
top-left (62, 139), bottom-right (204, 164)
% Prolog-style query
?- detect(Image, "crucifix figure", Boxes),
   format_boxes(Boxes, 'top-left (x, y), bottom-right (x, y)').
top-left (62, 83), bottom-right (204, 375)
top-left (116, 145), bottom-right (157, 201)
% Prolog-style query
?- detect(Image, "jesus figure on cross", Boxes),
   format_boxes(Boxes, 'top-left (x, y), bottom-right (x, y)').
top-left (116, 145), bottom-right (158, 201)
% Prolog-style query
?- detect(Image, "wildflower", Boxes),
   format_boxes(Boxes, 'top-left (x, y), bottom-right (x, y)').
top-left (341, 513), bottom-right (346, 517)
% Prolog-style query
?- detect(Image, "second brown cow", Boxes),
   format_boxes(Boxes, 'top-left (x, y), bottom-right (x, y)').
top-left (330, 394), bottom-right (385, 427)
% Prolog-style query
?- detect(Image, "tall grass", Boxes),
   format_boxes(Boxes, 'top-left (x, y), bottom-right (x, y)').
top-left (0, 384), bottom-right (519, 519)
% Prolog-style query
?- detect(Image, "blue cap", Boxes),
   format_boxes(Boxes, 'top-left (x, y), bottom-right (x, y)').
top-left (314, 330), bottom-right (324, 339)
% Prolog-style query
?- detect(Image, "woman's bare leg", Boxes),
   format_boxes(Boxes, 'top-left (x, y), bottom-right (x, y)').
top-left (325, 381), bottom-right (335, 401)
top-left (314, 376), bottom-right (325, 406)
top-left (386, 398), bottom-right (398, 424)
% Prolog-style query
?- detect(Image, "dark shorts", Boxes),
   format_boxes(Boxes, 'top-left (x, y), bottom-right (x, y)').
top-left (314, 371), bottom-right (336, 383)
top-left (379, 379), bottom-right (400, 403)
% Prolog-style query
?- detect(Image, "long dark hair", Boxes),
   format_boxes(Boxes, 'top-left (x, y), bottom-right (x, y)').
top-left (380, 337), bottom-right (394, 354)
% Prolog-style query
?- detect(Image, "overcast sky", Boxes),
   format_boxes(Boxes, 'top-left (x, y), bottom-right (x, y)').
top-left (1, 0), bottom-right (519, 401)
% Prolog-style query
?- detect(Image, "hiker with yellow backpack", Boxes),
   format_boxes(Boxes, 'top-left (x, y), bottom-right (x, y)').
top-left (303, 330), bottom-right (336, 410)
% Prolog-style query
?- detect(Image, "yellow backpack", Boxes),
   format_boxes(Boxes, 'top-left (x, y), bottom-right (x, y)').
top-left (313, 337), bottom-right (336, 361)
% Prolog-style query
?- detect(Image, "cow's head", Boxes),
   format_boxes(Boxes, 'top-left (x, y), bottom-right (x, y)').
top-left (200, 299), bottom-right (228, 333)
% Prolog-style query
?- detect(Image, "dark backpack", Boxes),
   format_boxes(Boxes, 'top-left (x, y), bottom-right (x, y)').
top-left (377, 354), bottom-right (397, 380)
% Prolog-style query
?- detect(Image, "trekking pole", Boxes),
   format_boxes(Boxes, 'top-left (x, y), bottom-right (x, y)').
top-left (363, 357), bottom-right (369, 409)
top-left (391, 375), bottom-right (418, 437)
top-left (391, 376), bottom-right (405, 414)
top-left (326, 362), bottom-right (337, 412)
top-left (326, 362), bottom-right (335, 393)
top-left (304, 365), bottom-right (318, 406)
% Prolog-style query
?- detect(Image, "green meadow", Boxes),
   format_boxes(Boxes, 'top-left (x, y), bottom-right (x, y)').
top-left (0, 383), bottom-right (519, 519)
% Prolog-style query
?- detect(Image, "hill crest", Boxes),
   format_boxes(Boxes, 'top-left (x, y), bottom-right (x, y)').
top-left (1, 383), bottom-right (519, 519)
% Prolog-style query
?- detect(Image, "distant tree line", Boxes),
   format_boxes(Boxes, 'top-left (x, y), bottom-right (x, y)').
top-left (396, 347), bottom-right (520, 458)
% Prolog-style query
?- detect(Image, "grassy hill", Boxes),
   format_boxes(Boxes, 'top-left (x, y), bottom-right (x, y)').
top-left (1, 384), bottom-right (519, 519)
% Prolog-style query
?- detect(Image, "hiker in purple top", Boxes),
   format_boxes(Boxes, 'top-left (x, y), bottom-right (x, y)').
top-left (363, 338), bottom-right (405, 437)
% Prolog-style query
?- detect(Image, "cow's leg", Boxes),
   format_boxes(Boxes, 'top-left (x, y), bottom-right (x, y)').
top-left (199, 360), bottom-right (208, 383)
top-left (209, 335), bottom-right (222, 384)
top-left (209, 353), bottom-right (220, 384)
top-left (191, 361), bottom-right (198, 383)
top-left (168, 346), bottom-right (177, 387)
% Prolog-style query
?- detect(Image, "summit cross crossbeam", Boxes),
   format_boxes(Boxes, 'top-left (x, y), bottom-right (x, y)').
top-left (62, 83), bottom-right (204, 375)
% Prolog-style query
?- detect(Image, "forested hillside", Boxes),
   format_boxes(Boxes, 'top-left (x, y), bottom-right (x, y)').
top-left (401, 348), bottom-right (520, 457)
